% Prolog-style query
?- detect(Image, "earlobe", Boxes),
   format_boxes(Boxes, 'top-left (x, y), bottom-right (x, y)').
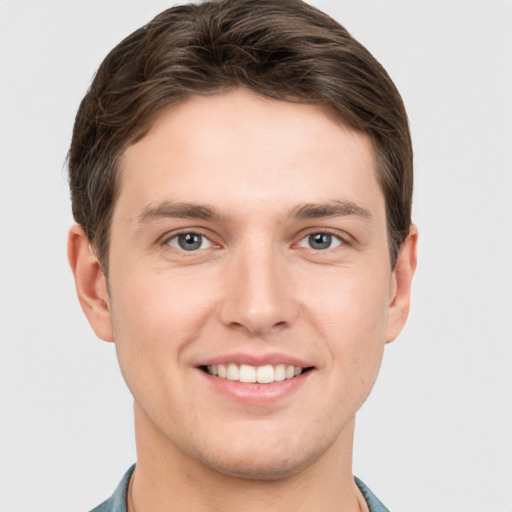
top-left (385, 225), bottom-right (418, 344)
top-left (67, 224), bottom-right (114, 342)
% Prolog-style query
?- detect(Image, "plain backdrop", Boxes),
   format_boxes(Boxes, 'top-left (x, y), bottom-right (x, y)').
top-left (1, 1), bottom-right (511, 511)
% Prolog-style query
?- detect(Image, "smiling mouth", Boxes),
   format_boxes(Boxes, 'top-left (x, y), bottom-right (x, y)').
top-left (201, 363), bottom-right (312, 384)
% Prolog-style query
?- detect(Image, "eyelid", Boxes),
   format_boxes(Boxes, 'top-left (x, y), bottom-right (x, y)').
top-left (161, 228), bottom-right (220, 250)
top-left (294, 228), bottom-right (349, 247)
top-left (158, 227), bottom-right (350, 252)
top-left (297, 232), bottom-right (343, 250)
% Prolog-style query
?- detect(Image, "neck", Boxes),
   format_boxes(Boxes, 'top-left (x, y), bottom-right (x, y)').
top-left (129, 404), bottom-right (365, 512)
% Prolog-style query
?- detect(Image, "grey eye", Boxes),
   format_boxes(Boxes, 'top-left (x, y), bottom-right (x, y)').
top-left (168, 232), bottom-right (212, 251)
top-left (298, 232), bottom-right (342, 250)
top-left (309, 233), bottom-right (332, 250)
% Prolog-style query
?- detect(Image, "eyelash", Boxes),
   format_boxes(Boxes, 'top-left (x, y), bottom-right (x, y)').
top-left (296, 231), bottom-right (344, 251)
top-left (164, 230), bottom-right (216, 252)
top-left (162, 229), bottom-right (347, 253)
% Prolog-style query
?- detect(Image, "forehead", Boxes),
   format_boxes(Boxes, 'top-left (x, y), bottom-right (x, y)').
top-left (117, 88), bottom-right (383, 223)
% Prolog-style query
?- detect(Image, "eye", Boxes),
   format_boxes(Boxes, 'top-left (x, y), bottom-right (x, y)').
top-left (298, 232), bottom-right (343, 250)
top-left (166, 232), bottom-right (213, 251)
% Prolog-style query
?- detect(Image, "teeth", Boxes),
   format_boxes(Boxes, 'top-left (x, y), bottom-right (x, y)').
top-left (274, 364), bottom-right (286, 382)
top-left (227, 363), bottom-right (238, 381)
top-left (256, 365), bottom-right (274, 383)
top-left (239, 364), bottom-right (256, 383)
top-left (207, 363), bottom-right (304, 383)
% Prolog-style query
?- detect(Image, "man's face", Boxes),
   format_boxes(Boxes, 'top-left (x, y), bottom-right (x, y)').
top-left (103, 88), bottom-right (407, 479)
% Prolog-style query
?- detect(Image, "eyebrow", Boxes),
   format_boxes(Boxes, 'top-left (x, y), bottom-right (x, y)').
top-left (137, 199), bottom-right (372, 225)
top-left (137, 201), bottom-right (221, 224)
top-left (291, 200), bottom-right (372, 221)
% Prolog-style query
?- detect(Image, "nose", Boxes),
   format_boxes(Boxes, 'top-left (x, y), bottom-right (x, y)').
top-left (218, 241), bottom-right (298, 336)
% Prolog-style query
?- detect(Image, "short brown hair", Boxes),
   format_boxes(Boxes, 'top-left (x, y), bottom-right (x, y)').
top-left (68, 0), bottom-right (413, 272)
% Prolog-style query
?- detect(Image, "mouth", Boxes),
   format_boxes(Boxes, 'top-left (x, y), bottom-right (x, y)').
top-left (200, 363), bottom-right (313, 384)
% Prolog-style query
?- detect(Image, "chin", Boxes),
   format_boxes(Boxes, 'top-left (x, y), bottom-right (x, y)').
top-left (185, 428), bottom-right (336, 482)
top-left (199, 449), bottom-right (316, 481)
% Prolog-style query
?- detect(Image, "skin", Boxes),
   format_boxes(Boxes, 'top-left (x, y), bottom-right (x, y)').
top-left (69, 88), bottom-right (417, 512)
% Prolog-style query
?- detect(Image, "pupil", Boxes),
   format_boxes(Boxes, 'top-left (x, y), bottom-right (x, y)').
top-left (309, 233), bottom-right (331, 250)
top-left (179, 233), bottom-right (202, 251)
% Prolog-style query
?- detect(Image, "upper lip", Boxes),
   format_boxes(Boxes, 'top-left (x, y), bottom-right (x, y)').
top-left (197, 352), bottom-right (314, 368)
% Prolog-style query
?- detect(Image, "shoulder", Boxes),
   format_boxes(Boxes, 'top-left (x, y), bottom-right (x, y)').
top-left (88, 465), bottom-right (135, 512)
top-left (354, 476), bottom-right (390, 512)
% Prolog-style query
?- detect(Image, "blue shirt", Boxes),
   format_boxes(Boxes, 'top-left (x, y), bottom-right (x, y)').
top-left (90, 465), bottom-right (389, 512)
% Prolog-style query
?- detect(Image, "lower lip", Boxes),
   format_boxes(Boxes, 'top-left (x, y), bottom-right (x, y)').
top-left (198, 369), bottom-right (312, 405)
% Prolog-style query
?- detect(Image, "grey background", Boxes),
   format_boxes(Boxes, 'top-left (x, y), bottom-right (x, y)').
top-left (1, 1), bottom-right (511, 511)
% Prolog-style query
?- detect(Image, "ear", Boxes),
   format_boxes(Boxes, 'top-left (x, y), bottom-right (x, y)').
top-left (67, 224), bottom-right (114, 342)
top-left (385, 225), bottom-right (418, 343)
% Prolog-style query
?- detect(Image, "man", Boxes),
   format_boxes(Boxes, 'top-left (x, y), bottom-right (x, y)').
top-left (67, 1), bottom-right (417, 511)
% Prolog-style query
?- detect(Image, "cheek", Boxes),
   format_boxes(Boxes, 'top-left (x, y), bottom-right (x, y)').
top-left (303, 265), bottom-right (391, 341)
top-left (108, 270), bottom-right (217, 385)
top-left (301, 265), bottom-right (390, 389)
top-left (112, 266), bottom-right (216, 336)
